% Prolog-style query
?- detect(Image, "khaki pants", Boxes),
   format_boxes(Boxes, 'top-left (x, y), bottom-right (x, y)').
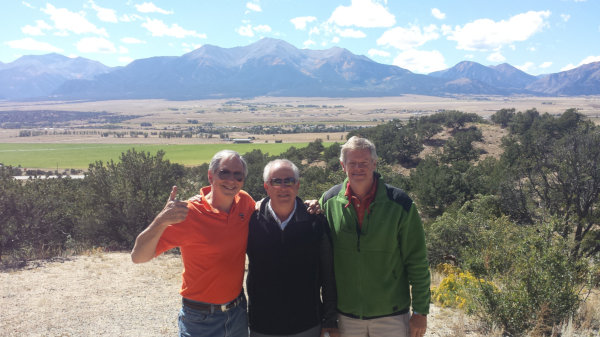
top-left (338, 313), bottom-right (410, 337)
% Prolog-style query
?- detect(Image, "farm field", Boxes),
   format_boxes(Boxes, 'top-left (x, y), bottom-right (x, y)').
top-left (0, 142), bottom-right (319, 170)
top-left (1, 95), bottom-right (599, 170)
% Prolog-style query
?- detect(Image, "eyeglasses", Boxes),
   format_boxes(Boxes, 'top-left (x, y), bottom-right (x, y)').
top-left (217, 169), bottom-right (244, 182)
top-left (346, 161), bottom-right (372, 169)
top-left (269, 177), bottom-right (297, 186)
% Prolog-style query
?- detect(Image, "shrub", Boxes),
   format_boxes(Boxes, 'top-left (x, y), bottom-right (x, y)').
top-left (0, 173), bottom-right (84, 266)
top-left (78, 149), bottom-right (186, 249)
top-left (466, 222), bottom-right (585, 336)
top-left (425, 197), bottom-right (589, 335)
top-left (431, 263), bottom-right (498, 314)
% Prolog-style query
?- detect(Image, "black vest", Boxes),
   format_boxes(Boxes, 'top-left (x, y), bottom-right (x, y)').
top-left (246, 197), bottom-right (332, 335)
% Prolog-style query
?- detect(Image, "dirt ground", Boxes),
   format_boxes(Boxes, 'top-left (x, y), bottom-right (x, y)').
top-left (1, 252), bottom-right (485, 337)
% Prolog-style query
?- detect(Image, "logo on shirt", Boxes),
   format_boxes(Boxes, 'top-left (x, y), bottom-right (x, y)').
top-left (239, 213), bottom-right (245, 219)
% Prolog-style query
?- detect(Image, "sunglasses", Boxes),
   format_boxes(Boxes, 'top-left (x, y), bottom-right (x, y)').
top-left (269, 177), bottom-right (297, 186)
top-left (217, 169), bottom-right (244, 182)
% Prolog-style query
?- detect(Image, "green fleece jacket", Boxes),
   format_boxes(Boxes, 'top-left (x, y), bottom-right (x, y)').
top-left (319, 173), bottom-right (430, 318)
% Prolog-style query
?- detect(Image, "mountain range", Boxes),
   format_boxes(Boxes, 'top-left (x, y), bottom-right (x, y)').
top-left (1, 38), bottom-right (599, 100)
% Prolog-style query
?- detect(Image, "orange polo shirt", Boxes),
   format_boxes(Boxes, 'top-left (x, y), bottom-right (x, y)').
top-left (344, 178), bottom-right (377, 228)
top-left (155, 186), bottom-right (255, 304)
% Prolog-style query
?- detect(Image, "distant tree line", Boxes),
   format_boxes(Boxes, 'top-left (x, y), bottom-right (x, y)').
top-left (14, 121), bottom-right (364, 139)
top-left (1, 109), bottom-right (598, 335)
top-left (0, 110), bottom-right (138, 129)
top-left (159, 124), bottom-right (362, 138)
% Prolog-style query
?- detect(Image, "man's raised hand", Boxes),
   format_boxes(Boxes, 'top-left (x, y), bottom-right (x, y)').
top-left (131, 186), bottom-right (189, 264)
top-left (159, 186), bottom-right (189, 226)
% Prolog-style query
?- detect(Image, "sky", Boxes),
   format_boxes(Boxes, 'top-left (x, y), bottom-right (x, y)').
top-left (1, 0), bottom-right (599, 75)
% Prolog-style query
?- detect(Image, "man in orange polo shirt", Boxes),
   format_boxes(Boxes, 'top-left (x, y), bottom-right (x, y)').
top-left (131, 150), bottom-right (255, 337)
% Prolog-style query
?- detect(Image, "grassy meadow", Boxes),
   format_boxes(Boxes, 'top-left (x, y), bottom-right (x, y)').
top-left (0, 142), bottom-right (317, 170)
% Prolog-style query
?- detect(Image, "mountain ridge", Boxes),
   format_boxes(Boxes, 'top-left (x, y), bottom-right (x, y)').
top-left (1, 38), bottom-right (598, 100)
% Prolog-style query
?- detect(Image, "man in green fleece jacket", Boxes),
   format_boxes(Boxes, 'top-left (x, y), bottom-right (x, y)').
top-left (318, 136), bottom-right (430, 337)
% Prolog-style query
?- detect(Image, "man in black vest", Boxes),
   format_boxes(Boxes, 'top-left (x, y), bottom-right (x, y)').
top-left (246, 159), bottom-right (339, 337)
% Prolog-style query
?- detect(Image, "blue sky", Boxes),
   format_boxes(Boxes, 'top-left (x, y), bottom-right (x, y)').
top-left (2, 0), bottom-right (599, 75)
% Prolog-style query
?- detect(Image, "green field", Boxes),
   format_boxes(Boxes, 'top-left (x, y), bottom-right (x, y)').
top-left (0, 142), bottom-right (318, 170)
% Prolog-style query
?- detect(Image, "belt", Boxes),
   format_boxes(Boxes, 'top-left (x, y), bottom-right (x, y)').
top-left (182, 293), bottom-right (244, 313)
top-left (339, 307), bottom-right (410, 320)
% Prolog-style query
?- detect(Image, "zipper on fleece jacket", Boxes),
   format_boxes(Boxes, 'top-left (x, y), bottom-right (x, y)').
top-left (356, 224), bottom-right (361, 252)
top-left (353, 209), bottom-right (361, 252)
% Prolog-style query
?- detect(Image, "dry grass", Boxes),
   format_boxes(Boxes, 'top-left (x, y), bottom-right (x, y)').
top-left (2, 95), bottom-right (599, 121)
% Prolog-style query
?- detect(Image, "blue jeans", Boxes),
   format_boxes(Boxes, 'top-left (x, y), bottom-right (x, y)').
top-left (178, 296), bottom-right (248, 337)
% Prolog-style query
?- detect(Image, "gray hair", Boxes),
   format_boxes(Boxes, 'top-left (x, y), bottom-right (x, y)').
top-left (209, 150), bottom-right (248, 177)
top-left (340, 136), bottom-right (378, 164)
top-left (263, 159), bottom-right (300, 182)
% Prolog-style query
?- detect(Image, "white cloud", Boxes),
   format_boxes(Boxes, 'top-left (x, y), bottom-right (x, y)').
top-left (487, 51), bottom-right (506, 62)
top-left (22, 20), bottom-right (52, 36)
top-left (329, 0), bottom-right (395, 28)
top-left (447, 10), bottom-right (551, 51)
top-left (142, 18), bottom-right (206, 38)
top-left (303, 40), bottom-right (316, 48)
top-left (336, 27), bottom-right (366, 38)
top-left (377, 24), bottom-right (439, 50)
top-left (89, 1), bottom-right (118, 23)
top-left (579, 55), bottom-right (600, 64)
top-left (121, 37), bottom-right (146, 44)
top-left (118, 56), bottom-right (134, 65)
top-left (392, 49), bottom-right (447, 74)
top-left (540, 61), bottom-right (552, 68)
top-left (41, 4), bottom-right (108, 36)
top-left (561, 14), bottom-right (571, 22)
top-left (119, 46), bottom-right (128, 54)
top-left (368, 49), bottom-right (390, 58)
top-left (431, 8), bottom-right (446, 20)
top-left (331, 36), bottom-right (340, 43)
top-left (309, 27), bottom-right (320, 35)
top-left (236, 24), bottom-right (254, 37)
top-left (291, 16), bottom-right (317, 30)
top-left (254, 25), bottom-right (272, 33)
top-left (119, 14), bottom-right (143, 22)
top-left (246, 2), bottom-right (262, 12)
top-left (76, 37), bottom-right (117, 53)
top-left (5, 37), bottom-right (63, 52)
top-left (235, 24), bottom-right (271, 37)
top-left (135, 2), bottom-right (173, 14)
top-left (561, 56), bottom-right (600, 71)
top-left (440, 24), bottom-right (452, 35)
top-left (517, 62), bottom-right (535, 72)
top-left (22, 1), bottom-right (35, 9)
top-left (182, 42), bottom-right (202, 52)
